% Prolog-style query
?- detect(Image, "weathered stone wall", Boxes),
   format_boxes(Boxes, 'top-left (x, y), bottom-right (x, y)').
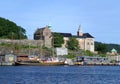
top-left (0, 39), bottom-right (43, 46)
top-left (0, 39), bottom-right (51, 56)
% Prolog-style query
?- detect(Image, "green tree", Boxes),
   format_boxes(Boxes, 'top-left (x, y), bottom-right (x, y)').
top-left (0, 17), bottom-right (27, 39)
top-left (84, 50), bottom-right (94, 56)
top-left (67, 37), bottom-right (79, 50)
top-left (95, 43), bottom-right (107, 54)
top-left (53, 33), bottom-right (64, 47)
top-left (95, 41), bottom-right (120, 53)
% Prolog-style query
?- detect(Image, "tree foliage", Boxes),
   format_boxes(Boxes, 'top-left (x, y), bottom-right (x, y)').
top-left (0, 17), bottom-right (27, 39)
top-left (95, 42), bottom-right (107, 54)
top-left (67, 37), bottom-right (79, 50)
top-left (53, 33), bottom-right (64, 47)
top-left (64, 53), bottom-right (76, 59)
top-left (84, 50), bottom-right (94, 56)
top-left (95, 41), bottom-right (120, 53)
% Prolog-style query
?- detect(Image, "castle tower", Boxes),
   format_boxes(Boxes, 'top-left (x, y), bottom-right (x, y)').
top-left (77, 25), bottom-right (83, 36)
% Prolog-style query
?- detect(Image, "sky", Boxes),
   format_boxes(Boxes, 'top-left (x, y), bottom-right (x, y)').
top-left (0, 0), bottom-right (120, 44)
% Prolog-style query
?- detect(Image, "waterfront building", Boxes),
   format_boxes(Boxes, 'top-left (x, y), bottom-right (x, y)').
top-left (76, 56), bottom-right (110, 65)
top-left (5, 54), bottom-right (17, 62)
top-left (60, 25), bottom-right (94, 52)
top-left (111, 48), bottom-right (118, 55)
top-left (34, 25), bottom-right (52, 48)
top-left (34, 25), bottom-right (94, 52)
top-left (0, 54), bottom-right (17, 65)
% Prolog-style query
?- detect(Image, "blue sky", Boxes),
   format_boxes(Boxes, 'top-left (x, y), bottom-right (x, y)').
top-left (0, 0), bottom-right (120, 44)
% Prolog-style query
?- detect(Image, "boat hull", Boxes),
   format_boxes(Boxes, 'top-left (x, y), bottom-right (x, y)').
top-left (15, 61), bottom-right (40, 66)
top-left (40, 61), bottom-right (65, 66)
top-left (15, 61), bottom-right (65, 66)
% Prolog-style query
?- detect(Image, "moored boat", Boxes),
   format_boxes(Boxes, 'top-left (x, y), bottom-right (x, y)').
top-left (15, 57), bottom-right (65, 66)
top-left (39, 57), bottom-right (65, 66)
top-left (15, 60), bottom-right (40, 66)
top-left (15, 60), bottom-right (64, 66)
top-left (40, 61), bottom-right (64, 66)
top-left (15, 54), bottom-right (41, 66)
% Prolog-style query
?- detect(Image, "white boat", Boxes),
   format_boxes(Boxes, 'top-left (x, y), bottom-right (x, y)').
top-left (40, 57), bottom-right (65, 66)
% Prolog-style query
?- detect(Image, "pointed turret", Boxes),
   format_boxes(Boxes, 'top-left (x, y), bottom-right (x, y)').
top-left (48, 24), bottom-right (52, 28)
top-left (46, 24), bottom-right (52, 31)
top-left (77, 25), bottom-right (83, 36)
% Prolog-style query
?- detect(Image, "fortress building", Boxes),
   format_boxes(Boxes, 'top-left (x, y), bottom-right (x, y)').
top-left (34, 25), bottom-right (52, 48)
top-left (34, 25), bottom-right (94, 52)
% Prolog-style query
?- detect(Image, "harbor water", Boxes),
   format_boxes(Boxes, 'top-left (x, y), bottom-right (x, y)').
top-left (0, 66), bottom-right (120, 84)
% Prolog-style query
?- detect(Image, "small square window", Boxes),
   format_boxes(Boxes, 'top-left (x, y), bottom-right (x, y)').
top-left (46, 32), bottom-right (48, 36)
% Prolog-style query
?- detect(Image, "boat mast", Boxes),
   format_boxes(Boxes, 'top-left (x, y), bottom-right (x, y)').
top-left (28, 35), bottom-right (30, 56)
top-left (52, 33), bottom-right (54, 57)
top-left (18, 28), bottom-right (21, 55)
top-left (40, 31), bottom-right (42, 59)
top-left (11, 32), bottom-right (14, 53)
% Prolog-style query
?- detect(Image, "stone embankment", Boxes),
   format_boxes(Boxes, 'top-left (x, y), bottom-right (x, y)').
top-left (0, 39), bottom-right (51, 56)
top-left (0, 39), bottom-right (43, 46)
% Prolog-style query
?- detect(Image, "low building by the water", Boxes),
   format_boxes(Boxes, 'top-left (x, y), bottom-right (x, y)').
top-left (76, 56), bottom-right (110, 65)
top-left (111, 48), bottom-right (118, 55)
top-left (0, 54), bottom-right (17, 65)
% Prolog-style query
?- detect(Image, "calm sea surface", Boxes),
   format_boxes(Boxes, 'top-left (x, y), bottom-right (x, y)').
top-left (0, 65), bottom-right (120, 84)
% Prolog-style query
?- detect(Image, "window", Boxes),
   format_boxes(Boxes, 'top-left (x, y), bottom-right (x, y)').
top-left (87, 42), bottom-right (89, 45)
top-left (46, 32), bottom-right (48, 36)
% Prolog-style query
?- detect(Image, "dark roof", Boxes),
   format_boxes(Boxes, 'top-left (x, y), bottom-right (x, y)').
top-left (83, 33), bottom-right (94, 38)
top-left (34, 28), bottom-right (45, 35)
top-left (54, 32), bottom-right (72, 37)
top-left (34, 27), bottom-right (94, 38)
top-left (73, 33), bottom-right (94, 38)
top-left (73, 35), bottom-right (84, 38)
top-left (54, 32), bottom-right (94, 38)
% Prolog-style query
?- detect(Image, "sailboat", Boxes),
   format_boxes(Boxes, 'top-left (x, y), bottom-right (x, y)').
top-left (15, 30), bottom-right (40, 66)
top-left (15, 27), bottom-right (65, 66)
top-left (39, 57), bottom-right (65, 66)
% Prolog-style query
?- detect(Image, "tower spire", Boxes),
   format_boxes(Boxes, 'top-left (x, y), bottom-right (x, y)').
top-left (78, 25), bottom-right (82, 32)
top-left (77, 25), bottom-right (83, 36)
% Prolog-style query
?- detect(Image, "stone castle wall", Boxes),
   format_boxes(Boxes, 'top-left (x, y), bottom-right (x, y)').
top-left (0, 39), bottom-right (43, 46)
